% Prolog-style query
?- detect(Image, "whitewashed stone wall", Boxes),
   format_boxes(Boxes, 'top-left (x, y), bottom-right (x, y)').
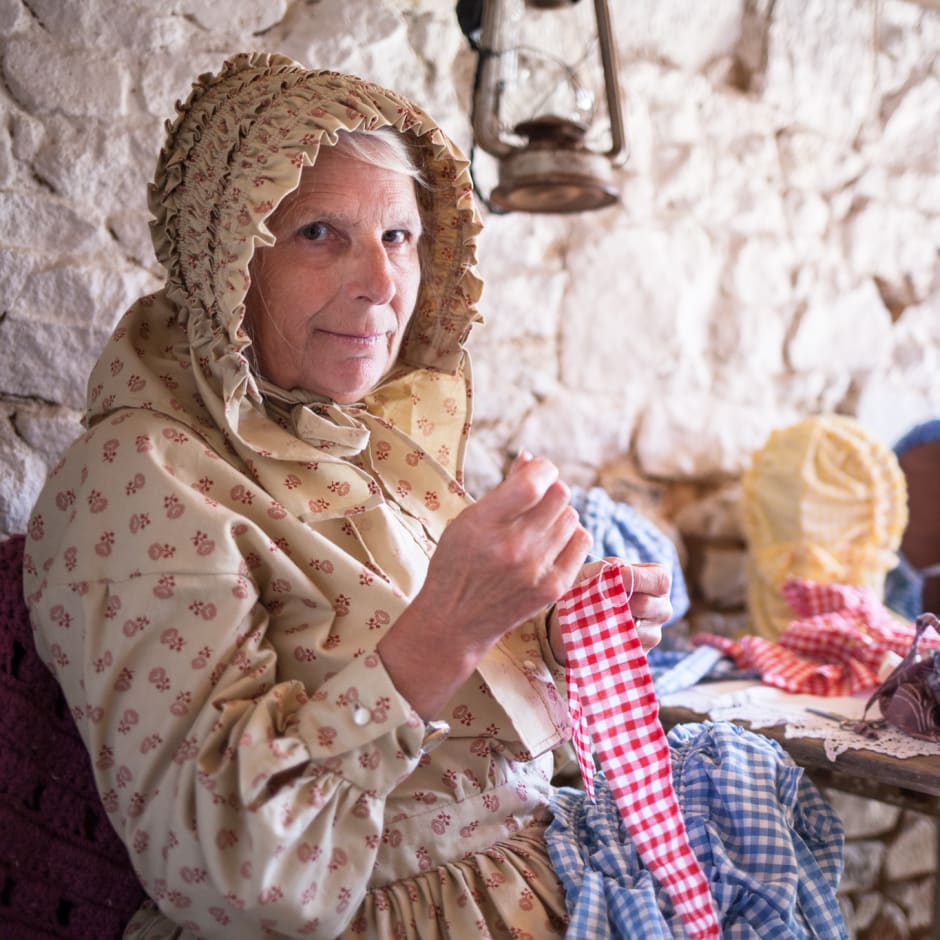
top-left (2, 0), bottom-right (939, 557)
top-left (1, 2), bottom-right (939, 936)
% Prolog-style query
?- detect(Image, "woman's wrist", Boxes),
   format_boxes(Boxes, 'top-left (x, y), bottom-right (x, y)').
top-left (377, 598), bottom-right (490, 720)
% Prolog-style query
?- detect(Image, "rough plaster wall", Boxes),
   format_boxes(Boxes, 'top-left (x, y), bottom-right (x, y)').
top-left (1, 3), bottom-right (939, 936)
top-left (1, 0), bottom-right (939, 622)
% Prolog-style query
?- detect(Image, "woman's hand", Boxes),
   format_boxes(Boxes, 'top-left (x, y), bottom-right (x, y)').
top-left (547, 558), bottom-right (671, 664)
top-left (378, 451), bottom-right (592, 717)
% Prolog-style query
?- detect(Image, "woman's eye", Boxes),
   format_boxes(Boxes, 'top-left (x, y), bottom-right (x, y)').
top-left (298, 221), bottom-right (330, 241)
top-left (383, 229), bottom-right (410, 246)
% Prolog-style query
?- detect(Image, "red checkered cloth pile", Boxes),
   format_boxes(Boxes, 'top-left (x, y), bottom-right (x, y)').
top-left (694, 578), bottom-right (940, 696)
top-left (557, 564), bottom-right (720, 940)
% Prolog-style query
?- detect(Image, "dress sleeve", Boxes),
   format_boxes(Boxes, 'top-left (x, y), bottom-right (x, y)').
top-left (25, 425), bottom-right (428, 938)
top-left (475, 609), bottom-right (572, 761)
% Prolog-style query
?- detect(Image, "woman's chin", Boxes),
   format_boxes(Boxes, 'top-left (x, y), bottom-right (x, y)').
top-left (316, 370), bottom-right (384, 404)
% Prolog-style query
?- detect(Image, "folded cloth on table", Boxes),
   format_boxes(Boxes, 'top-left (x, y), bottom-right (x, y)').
top-left (692, 578), bottom-right (940, 696)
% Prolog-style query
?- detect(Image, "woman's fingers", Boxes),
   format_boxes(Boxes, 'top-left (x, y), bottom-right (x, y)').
top-left (544, 516), bottom-right (594, 593)
top-left (629, 562), bottom-right (671, 600)
top-left (630, 594), bottom-right (672, 629)
top-left (486, 453), bottom-right (561, 518)
top-left (473, 456), bottom-right (586, 578)
top-left (627, 563), bottom-right (671, 654)
top-left (636, 622), bottom-right (663, 653)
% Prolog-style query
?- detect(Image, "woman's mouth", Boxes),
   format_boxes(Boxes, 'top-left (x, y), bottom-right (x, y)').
top-left (316, 328), bottom-right (387, 347)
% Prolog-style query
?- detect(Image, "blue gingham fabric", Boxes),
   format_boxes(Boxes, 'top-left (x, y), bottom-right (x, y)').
top-left (546, 721), bottom-right (849, 939)
top-left (651, 645), bottom-right (725, 697)
top-left (570, 487), bottom-right (690, 627)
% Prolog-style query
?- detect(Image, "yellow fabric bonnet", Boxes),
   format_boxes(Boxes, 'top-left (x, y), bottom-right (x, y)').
top-left (740, 414), bottom-right (908, 639)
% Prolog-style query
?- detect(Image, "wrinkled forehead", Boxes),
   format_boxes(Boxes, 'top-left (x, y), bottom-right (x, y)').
top-left (264, 148), bottom-right (424, 238)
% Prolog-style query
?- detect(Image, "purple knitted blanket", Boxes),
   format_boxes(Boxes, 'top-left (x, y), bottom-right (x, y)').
top-left (0, 535), bottom-right (146, 938)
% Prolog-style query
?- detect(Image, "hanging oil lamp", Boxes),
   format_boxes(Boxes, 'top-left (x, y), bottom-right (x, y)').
top-left (459, 0), bottom-right (627, 213)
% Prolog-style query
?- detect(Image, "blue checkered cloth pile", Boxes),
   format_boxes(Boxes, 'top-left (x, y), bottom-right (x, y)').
top-left (546, 721), bottom-right (849, 939)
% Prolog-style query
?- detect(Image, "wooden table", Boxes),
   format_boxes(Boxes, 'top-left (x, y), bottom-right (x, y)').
top-left (659, 701), bottom-right (940, 818)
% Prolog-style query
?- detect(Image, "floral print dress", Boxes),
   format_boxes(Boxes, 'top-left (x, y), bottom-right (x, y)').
top-left (24, 53), bottom-right (571, 939)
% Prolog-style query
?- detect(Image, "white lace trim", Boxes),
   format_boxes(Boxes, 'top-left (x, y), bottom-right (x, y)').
top-left (659, 680), bottom-right (940, 762)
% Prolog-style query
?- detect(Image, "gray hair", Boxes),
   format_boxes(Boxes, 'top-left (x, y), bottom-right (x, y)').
top-left (330, 126), bottom-right (428, 189)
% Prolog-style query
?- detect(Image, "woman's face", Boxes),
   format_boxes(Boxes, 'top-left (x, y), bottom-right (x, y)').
top-left (244, 145), bottom-right (423, 403)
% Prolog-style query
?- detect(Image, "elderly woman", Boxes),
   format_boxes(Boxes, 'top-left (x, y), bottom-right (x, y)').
top-left (23, 53), bottom-right (849, 940)
top-left (22, 53), bottom-right (669, 938)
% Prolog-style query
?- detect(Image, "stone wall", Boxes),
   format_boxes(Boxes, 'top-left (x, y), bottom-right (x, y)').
top-left (1, 1), bottom-right (938, 936)
top-left (3, 0), bottom-right (940, 554)
top-left (828, 790), bottom-right (937, 938)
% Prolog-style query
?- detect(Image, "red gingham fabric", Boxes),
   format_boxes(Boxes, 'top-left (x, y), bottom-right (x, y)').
top-left (557, 565), bottom-right (720, 939)
top-left (695, 578), bottom-right (940, 696)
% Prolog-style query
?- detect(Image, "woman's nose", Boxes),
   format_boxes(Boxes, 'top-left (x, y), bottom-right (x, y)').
top-left (348, 237), bottom-right (396, 305)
